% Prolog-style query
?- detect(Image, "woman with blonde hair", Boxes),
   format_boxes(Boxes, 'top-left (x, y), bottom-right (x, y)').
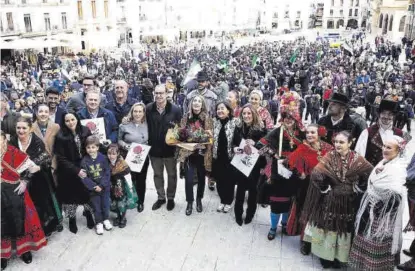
top-left (177, 95), bottom-right (213, 215)
top-left (232, 104), bottom-right (267, 225)
top-left (118, 102), bottom-right (149, 212)
top-left (249, 90), bottom-right (274, 130)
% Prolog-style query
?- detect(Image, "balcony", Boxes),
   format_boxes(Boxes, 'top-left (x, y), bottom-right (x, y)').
top-left (117, 17), bottom-right (127, 24)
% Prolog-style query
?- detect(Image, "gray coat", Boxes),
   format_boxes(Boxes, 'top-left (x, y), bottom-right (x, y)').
top-left (183, 88), bottom-right (217, 117)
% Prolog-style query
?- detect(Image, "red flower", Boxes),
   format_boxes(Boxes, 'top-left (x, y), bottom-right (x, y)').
top-left (133, 145), bottom-right (143, 154)
top-left (194, 120), bottom-right (201, 129)
top-left (86, 122), bottom-right (97, 132)
top-left (318, 126), bottom-right (327, 137)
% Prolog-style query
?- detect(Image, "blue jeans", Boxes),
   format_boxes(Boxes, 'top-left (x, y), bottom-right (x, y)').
top-left (90, 189), bottom-right (110, 224)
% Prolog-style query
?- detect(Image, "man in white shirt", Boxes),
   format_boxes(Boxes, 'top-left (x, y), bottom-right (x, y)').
top-left (355, 99), bottom-right (403, 166)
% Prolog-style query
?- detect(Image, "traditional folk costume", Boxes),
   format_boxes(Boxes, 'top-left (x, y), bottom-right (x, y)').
top-left (1, 145), bottom-right (47, 259)
top-left (257, 92), bottom-right (305, 237)
top-left (109, 156), bottom-right (138, 227)
top-left (10, 134), bottom-right (63, 236)
top-left (355, 100), bottom-right (404, 167)
top-left (301, 151), bottom-right (373, 265)
top-left (286, 140), bottom-right (333, 238)
top-left (349, 155), bottom-right (408, 271)
top-left (250, 90), bottom-right (274, 130)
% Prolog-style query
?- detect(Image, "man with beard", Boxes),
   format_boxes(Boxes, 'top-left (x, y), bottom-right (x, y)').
top-left (46, 87), bottom-right (66, 127)
top-left (183, 71), bottom-right (217, 116)
top-left (355, 99), bottom-right (404, 166)
top-left (318, 93), bottom-right (362, 145)
top-left (105, 80), bottom-right (137, 125)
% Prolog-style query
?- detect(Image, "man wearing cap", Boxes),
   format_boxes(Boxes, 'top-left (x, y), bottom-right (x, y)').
top-left (318, 93), bottom-right (363, 145)
top-left (183, 71), bottom-right (217, 116)
top-left (355, 99), bottom-right (403, 166)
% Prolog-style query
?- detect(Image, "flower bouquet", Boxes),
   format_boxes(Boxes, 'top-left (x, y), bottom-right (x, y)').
top-left (165, 121), bottom-right (212, 151)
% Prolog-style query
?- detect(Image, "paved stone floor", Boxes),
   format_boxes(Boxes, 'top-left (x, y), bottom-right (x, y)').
top-left (5, 122), bottom-right (415, 271)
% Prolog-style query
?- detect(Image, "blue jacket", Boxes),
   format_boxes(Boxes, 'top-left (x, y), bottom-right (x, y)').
top-left (105, 96), bottom-right (137, 125)
top-left (355, 75), bottom-right (370, 85)
top-left (80, 153), bottom-right (110, 190)
top-left (77, 107), bottom-right (118, 143)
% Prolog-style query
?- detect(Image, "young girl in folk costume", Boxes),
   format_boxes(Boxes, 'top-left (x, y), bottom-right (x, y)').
top-left (286, 124), bottom-right (333, 255)
top-left (257, 94), bottom-right (305, 241)
top-left (107, 144), bottom-right (138, 228)
top-left (249, 90), bottom-right (274, 130)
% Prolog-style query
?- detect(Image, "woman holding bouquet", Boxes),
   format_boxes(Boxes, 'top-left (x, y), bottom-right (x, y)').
top-left (118, 102), bottom-right (149, 213)
top-left (286, 124), bottom-right (333, 255)
top-left (232, 104), bottom-right (267, 225)
top-left (212, 101), bottom-right (238, 213)
top-left (177, 95), bottom-right (213, 216)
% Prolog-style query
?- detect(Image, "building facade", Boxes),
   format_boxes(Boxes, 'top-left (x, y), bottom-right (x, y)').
top-left (405, 0), bottom-right (415, 40)
top-left (1, 0), bottom-right (77, 51)
top-left (267, 0), bottom-right (312, 32)
top-left (371, 0), bottom-right (408, 42)
top-left (321, 0), bottom-right (370, 30)
top-left (75, 0), bottom-right (117, 50)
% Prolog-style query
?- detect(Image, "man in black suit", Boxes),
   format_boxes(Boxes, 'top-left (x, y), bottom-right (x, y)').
top-left (46, 87), bottom-right (66, 127)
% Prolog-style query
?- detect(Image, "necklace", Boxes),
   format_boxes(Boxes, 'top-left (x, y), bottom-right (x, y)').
top-left (306, 141), bottom-right (323, 160)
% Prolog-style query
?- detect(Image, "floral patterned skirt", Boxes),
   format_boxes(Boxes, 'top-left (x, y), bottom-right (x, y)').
top-left (110, 176), bottom-right (138, 214)
top-left (303, 223), bottom-right (352, 263)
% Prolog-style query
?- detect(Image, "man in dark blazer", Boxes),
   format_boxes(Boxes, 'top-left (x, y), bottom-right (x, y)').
top-left (46, 87), bottom-right (67, 127)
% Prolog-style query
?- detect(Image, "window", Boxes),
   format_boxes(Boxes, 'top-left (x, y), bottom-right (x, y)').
top-left (330, 9), bottom-right (334, 16)
top-left (104, 0), bottom-right (109, 18)
top-left (22, 0), bottom-right (27, 4)
top-left (24, 14), bottom-right (32, 32)
top-left (78, 0), bottom-right (83, 20)
top-left (340, 0), bottom-right (343, 5)
top-left (354, 9), bottom-right (358, 16)
top-left (398, 16), bottom-right (406, 32)
top-left (44, 13), bottom-right (51, 31)
top-left (6, 12), bottom-right (14, 31)
top-left (43, 0), bottom-right (48, 3)
top-left (350, 0), bottom-right (353, 6)
top-left (379, 14), bottom-right (383, 28)
top-left (61, 12), bottom-right (67, 29)
top-left (91, 0), bottom-right (97, 19)
top-left (297, 11), bottom-right (301, 18)
top-left (340, 9), bottom-right (343, 16)
top-left (4, 0), bottom-right (10, 4)
top-left (349, 9), bottom-right (352, 16)
top-left (284, 10), bottom-right (289, 18)
top-left (388, 15), bottom-right (393, 31)
top-left (327, 20), bottom-right (334, 29)
top-left (331, 0), bottom-right (334, 6)
top-left (356, 0), bottom-right (359, 6)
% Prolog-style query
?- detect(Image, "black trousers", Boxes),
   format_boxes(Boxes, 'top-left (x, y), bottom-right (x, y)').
top-left (131, 157), bottom-right (150, 205)
top-left (365, 104), bottom-right (371, 120)
top-left (234, 184), bottom-right (257, 219)
top-left (184, 154), bottom-right (206, 202)
top-left (323, 101), bottom-right (329, 115)
top-left (216, 179), bottom-right (235, 205)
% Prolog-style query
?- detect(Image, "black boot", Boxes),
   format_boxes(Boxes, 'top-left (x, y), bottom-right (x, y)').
top-left (113, 213), bottom-right (121, 227)
top-left (20, 252), bottom-right (32, 264)
top-left (319, 258), bottom-right (333, 269)
top-left (300, 241), bottom-right (311, 255)
top-left (186, 202), bottom-right (193, 216)
top-left (235, 215), bottom-right (243, 226)
top-left (281, 223), bottom-right (288, 235)
top-left (137, 203), bottom-right (144, 213)
top-left (56, 223), bottom-right (64, 232)
top-left (245, 213), bottom-right (254, 224)
top-left (196, 198), bottom-right (203, 213)
top-left (84, 211), bottom-right (95, 229)
top-left (1, 258), bottom-right (8, 270)
top-left (69, 217), bottom-right (78, 234)
top-left (119, 212), bottom-right (127, 228)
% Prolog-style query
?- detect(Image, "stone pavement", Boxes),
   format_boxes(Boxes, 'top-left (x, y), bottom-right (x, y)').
top-left (5, 124), bottom-right (415, 271)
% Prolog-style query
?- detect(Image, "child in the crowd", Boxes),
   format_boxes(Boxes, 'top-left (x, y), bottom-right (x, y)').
top-left (107, 144), bottom-right (138, 228)
top-left (80, 135), bottom-right (112, 235)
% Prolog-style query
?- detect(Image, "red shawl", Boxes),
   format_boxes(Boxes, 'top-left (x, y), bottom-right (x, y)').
top-left (288, 141), bottom-right (333, 176)
top-left (1, 145), bottom-right (30, 184)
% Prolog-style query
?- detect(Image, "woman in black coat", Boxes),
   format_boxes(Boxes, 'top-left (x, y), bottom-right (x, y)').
top-left (232, 104), bottom-right (267, 226)
top-left (54, 112), bottom-right (94, 234)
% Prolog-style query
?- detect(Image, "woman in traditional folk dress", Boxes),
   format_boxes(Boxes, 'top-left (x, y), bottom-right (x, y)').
top-left (301, 131), bottom-right (373, 269)
top-left (10, 117), bottom-right (63, 236)
top-left (349, 136), bottom-right (409, 271)
top-left (257, 105), bottom-right (305, 240)
top-left (286, 124), bottom-right (333, 255)
top-left (249, 89), bottom-right (274, 130)
top-left (1, 131), bottom-right (47, 270)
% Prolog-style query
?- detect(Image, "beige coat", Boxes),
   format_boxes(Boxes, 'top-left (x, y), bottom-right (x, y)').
top-left (32, 121), bottom-right (60, 170)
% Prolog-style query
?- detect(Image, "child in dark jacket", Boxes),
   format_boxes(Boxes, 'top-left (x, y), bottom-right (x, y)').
top-left (80, 135), bottom-right (112, 235)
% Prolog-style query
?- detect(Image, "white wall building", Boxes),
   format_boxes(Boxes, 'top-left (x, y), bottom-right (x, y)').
top-left (371, 0), bottom-right (408, 42)
top-left (322, 0), bottom-right (370, 30)
top-left (267, 0), bottom-right (312, 32)
top-left (1, 0), bottom-right (78, 52)
top-left (75, 0), bottom-right (117, 50)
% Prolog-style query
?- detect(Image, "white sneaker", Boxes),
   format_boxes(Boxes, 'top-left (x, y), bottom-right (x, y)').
top-left (103, 219), bottom-right (113, 231)
top-left (96, 223), bottom-right (104, 235)
top-left (217, 204), bottom-right (225, 212)
top-left (223, 205), bottom-right (232, 213)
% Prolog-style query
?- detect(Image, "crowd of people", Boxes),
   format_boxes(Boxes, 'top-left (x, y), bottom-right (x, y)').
top-left (1, 32), bottom-right (415, 271)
